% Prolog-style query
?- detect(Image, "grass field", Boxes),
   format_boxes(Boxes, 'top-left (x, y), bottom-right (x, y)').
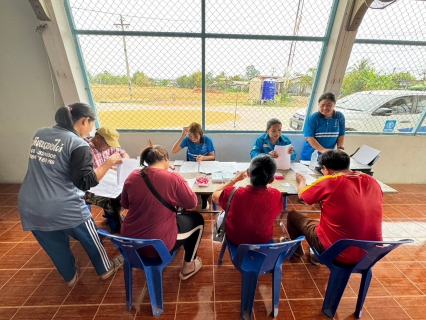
top-left (92, 85), bottom-right (309, 129)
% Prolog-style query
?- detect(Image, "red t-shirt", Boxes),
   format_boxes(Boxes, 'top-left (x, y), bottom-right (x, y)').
top-left (219, 185), bottom-right (283, 245)
top-left (301, 172), bottom-right (383, 264)
top-left (121, 168), bottom-right (198, 253)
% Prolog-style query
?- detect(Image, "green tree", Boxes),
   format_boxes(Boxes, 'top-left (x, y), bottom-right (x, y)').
top-left (177, 75), bottom-right (190, 88)
top-left (189, 71), bottom-right (202, 88)
top-left (95, 71), bottom-right (117, 85)
top-left (159, 79), bottom-right (170, 86)
top-left (298, 68), bottom-right (316, 89)
top-left (132, 71), bottom-right (150, 86)
top-left (245, 65), bottom-right (260, 80)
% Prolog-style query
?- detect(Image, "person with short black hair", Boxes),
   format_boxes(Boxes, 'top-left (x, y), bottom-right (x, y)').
top-left (250, 118), bottom-right (296, 160)
top-left (212, 154), bottom-right (283, 245)
top-left (18, 103), bottom-right (124, 287)
top-left (300, 92), bottom-right (345, 161)
top-left (286, 150), bottom-right (383, 265)
top-left (121, 145), bottom-right (204, 280)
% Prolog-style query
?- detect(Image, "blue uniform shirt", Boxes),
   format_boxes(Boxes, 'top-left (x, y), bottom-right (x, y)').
top-left (300, 111), bottom-right (345, 161)
top-left (180, 135), bottom-right (215, 161)
top-left (250, 133), bottom-right (296, 160)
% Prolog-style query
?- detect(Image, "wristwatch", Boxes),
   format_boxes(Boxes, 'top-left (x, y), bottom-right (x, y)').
top-left (337, 146), bottom-right (345, 150)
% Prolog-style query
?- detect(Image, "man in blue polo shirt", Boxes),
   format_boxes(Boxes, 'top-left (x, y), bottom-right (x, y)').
top-left (300, 92), bottom-right (345, 161)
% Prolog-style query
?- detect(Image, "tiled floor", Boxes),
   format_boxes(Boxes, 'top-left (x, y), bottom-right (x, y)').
top-left (1, 184), bottom-right (426, 319)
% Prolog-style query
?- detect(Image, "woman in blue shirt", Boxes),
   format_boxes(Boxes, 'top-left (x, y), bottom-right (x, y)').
top-left (300, 92), bottom-right (345, 161)
top-left (251, 118), bottom-right (296, 160)
top-left (172, 122), bottom-right (215, 210)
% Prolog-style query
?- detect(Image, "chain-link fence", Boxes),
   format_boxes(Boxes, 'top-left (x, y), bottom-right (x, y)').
top-left (337, 0), bottom-right (426, 134)
top-left (67, 0), bottom-right (333, 131)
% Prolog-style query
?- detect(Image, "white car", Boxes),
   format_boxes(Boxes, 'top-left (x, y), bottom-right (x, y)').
top-left (289, 90), bottom-right (426, 133)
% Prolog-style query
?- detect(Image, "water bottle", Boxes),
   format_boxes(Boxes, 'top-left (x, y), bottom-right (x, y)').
top-left (309, 150), bottom-right (318, 170)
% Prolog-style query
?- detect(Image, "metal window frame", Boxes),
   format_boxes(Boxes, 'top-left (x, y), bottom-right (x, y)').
top-left (63, 0), bottom-right (339, 133)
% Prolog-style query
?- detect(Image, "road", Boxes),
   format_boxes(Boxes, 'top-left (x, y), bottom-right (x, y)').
top-left (96, 102), bottom-right (303, 131)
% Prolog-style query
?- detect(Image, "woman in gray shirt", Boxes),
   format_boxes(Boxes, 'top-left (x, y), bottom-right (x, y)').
top-left (18, 103), bottom-right (123, 286)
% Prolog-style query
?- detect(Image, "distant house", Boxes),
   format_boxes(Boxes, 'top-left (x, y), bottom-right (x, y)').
top-left (248, 75), bottom-right (281, 102)
top-left (285, 76), bottom-right (312, 96)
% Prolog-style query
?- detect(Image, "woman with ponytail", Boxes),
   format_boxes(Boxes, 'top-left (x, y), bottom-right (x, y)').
top-left (212, 154), bottom-right (283, 245)
top-left (18, 103), bottom-right (124, 286)
top-left (121, 145), bottom-right (204, 280)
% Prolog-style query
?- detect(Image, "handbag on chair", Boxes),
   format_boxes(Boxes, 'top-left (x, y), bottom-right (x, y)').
top-left (213, 187), bottom-right (238, 243)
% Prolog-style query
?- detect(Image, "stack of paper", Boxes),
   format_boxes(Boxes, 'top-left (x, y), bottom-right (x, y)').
top-left (211, 172), bottom-right (223, 183)
top-left (222, 172), bottom-right (234, 182)
top-left (88, 170), bottom-right (123, 198)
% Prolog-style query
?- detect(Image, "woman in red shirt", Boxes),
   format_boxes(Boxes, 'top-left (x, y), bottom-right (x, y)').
top-left (121, 145), bottom-right (204, 280)
top-left (212, 155), bottom-right (283, 245)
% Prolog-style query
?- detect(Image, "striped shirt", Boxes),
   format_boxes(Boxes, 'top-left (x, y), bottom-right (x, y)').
top-left (84, 137), bottom-right (127, 168)
top-left (300, 111), bottom-right (345, 161)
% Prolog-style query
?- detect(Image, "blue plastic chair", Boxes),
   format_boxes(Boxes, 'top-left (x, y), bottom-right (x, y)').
top-left (311, 238), bottom-right (414, 318)
top-left (218, 235), bottom-right (305, 320)
top-left (97, 229), bottom-right (177, 316)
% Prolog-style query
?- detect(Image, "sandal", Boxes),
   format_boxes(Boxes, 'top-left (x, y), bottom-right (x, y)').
top-left (101, 255), bottom-right (124, 280)
top-left (179, 257), bottom-right (202, 280)
top-left (66, 260), bottom-right (81, 287)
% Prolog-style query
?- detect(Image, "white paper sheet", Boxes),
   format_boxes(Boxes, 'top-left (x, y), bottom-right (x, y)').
top-left (173, 160), bottom-right (184, 166)
top-left (179, 161), bottom-right (199, 173)
top-left (304, 175), bottom-right (317, 185)
top-left (234, 162), bottom-right (250, 172)
top-left (290, 162), bottom-right (316, 175)
top-left (88, 170), bottom-right (123, 198)
top-left (351, 145), bottom-right (381, 165)
top-left (274, 145), bottom-right (291, 170)
top-left (117, 158), bottom-right (139, 185)
top-left (199, 161), bottom-right (220, 174)
top-left (217, 162), bottom-right (237, 173)
top-left (185, 178), bottom-right (196, 188)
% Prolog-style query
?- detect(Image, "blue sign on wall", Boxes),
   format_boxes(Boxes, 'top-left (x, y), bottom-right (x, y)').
top-left (383, 120), bottom-right (397, 132)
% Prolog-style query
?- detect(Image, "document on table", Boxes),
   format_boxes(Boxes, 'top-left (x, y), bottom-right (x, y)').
top-left (274, 145), bottom-right (291, 170)
top-left (186, 178), bottom-right (196, 188)
top-left (88, 169), bottom-right (123, 198)
top-left (173, 160), bottom-right (184, 166)
top-left (217, 162), bottom-right (237, 173)
top-left (303, 174), bottom-right (317, 185)
top-left (351, 145), bottom-right (381, 165)
top-left (179, 161), bottom-right (199, 173)
top-left (290, 162), bottom-right (316, 175)
top-left (234, 162), bottom-right (250, 172)
top-left (117, 158), bottom-right (139, 185)
top-left (199, 161), bottom-right (220, 174)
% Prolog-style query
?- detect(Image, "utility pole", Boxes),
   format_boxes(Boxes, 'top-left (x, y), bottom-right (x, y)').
top-left (114, 15), bottom-right (133, 100)
top-left (284, 0), bottom-right (304, 91)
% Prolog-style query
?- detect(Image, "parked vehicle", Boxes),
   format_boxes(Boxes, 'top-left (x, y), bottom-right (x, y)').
top-left (289, 90), bottom-right (426, 133)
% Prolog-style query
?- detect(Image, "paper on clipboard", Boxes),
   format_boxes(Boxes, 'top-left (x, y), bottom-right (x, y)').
top-left (351, 145), bottom-right (381, 165)
top-left (274, 145), bottom-right (291, 170)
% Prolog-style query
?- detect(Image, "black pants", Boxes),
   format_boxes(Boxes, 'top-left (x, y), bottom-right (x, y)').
top-left (171, 211), bottom-right (205, 262)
